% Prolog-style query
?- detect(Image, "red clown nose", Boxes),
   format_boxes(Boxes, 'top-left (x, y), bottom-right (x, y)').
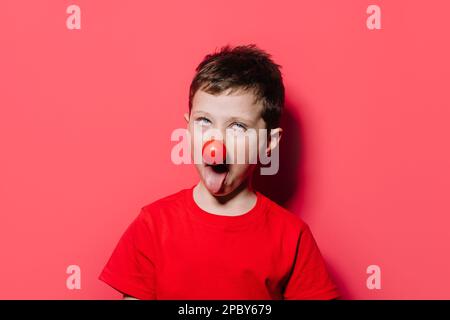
top-left (202, 139), bottom-right (227, 165)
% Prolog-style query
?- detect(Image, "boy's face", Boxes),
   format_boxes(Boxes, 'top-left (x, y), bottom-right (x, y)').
top-left (184, 88), bottom-right (281, 196)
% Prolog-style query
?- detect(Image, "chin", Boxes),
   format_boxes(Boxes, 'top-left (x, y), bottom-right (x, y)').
top-left (209, 190), bottom-right (228, 197)
top-left (204, 183), bottom-right (229, 196)
top-left (202, 179), bottom-right (234, 197)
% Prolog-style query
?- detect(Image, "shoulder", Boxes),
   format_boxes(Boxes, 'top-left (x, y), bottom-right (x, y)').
top-left (259, 192), bottom-right (310, 235)
top-left (137, 187), bottom-right (190, 223)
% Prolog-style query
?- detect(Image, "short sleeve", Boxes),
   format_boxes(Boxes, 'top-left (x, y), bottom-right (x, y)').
top-left (99, 208), bottom-right (157, 299)
top-left (283, 224), bottom-right (340, 300)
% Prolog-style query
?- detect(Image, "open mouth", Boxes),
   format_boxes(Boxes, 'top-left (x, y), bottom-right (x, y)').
top-left (207, 163), bottom-right (229, 173)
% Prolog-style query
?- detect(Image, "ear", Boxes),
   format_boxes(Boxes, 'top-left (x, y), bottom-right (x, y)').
top-left (266, 127), bottom-right (283, 155)
top-left (184, 112), bottom-right (190, 123)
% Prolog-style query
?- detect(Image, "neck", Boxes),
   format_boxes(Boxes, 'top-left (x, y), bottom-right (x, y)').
top-left (193, 179), bottom-right (257, 216)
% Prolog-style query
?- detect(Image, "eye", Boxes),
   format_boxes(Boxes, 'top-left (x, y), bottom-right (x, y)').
top-left (230, 122), bottom-right (247, 132)
top-left (196, 116), bottom-right (211, 126)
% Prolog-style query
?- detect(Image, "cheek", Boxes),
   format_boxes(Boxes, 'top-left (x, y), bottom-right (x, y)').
top-left (231, 134), bottom-right (260, 164)
top-left (188, 125), bottom-right (206, 157)
top-left (257, 133), bottom-right (269, 155)
top-left (229, 163), bottom-right (254, 179)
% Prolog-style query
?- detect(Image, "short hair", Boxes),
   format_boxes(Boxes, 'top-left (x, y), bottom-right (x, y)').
top-left (189, 44), bottom-right (285, 130)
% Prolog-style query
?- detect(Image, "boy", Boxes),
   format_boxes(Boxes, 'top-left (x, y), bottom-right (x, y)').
top-left (99, 44), bottom-right (340, 300)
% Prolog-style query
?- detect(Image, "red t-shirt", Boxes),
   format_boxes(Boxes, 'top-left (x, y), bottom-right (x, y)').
top-left (99, 185), bottom-right (339, 300)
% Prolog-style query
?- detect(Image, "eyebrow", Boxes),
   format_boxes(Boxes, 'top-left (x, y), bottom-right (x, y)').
top-left (192, 110), bottom-right (212, 117)
top-left (226, 116), bottom-right (254, 126)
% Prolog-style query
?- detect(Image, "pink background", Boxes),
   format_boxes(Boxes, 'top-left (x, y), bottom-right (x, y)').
top-left (1, 0), bottom-right (449, 299)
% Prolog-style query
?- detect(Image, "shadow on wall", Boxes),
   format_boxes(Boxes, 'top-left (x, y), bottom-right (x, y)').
top-left (253, 97), bottom-right (351, 299)
top-left (253, 98), bottom-right (304, 207)
top-left (326, 261), bottom-right (352, 299)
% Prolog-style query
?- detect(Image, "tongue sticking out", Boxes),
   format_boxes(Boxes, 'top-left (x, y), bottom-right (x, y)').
top-left (204, 164), bottom-right (228, 194)
top-left (202, 140), bottom-right (228, 193)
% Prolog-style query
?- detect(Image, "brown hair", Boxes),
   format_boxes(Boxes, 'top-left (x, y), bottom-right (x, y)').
top-left (189, 44), bottom-right (285, 130)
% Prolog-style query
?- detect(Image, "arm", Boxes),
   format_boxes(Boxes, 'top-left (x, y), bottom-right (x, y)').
top-left (283, 224), bottom-right (340, 300)
top-left (99, 208), bottom-right (157, 300)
